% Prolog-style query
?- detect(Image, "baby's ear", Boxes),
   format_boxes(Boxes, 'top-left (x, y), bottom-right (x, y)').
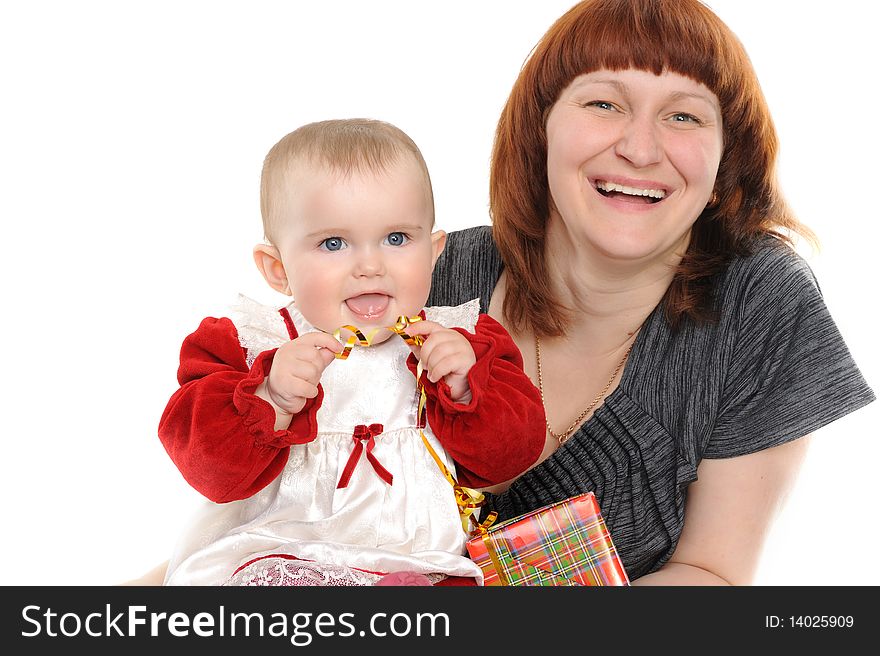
top-left (253, 244), bottom-right (291, 295)
top-left (430, 230), bottom-right (447, 268)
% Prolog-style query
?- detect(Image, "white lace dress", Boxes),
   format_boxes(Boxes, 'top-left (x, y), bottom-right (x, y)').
top-left (164, 297), bottom-right (484, 586)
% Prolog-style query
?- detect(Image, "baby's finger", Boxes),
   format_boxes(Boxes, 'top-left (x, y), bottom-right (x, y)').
top-left (401, 319), bottom-right (440, 337)
top-left (287, 357), bottom-right (326, 385)
top-left (423, 352), bottom-right (464, 383)
top-left (292, 333), bottom-right (343, 368)
top-left (419, 335), bottom-right (454, 367)
top-left (285, 378), bottom-right (320, 400)
top-left (402, 320), bottom-right (441, 358)
top-left (299, 331), bottom-right (345, 355)
top-left (423, 337), bottom-right (475, 381)
top-left (266, 379), bottom-right (318, 414)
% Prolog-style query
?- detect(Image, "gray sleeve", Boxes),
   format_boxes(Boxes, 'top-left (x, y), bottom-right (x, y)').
top-left (705, 247), bottom-right (875, 458)
top-left (428, 225), bottom-right (500, 313)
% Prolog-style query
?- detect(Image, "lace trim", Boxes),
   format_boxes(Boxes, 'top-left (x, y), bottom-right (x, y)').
top-left (424, 298), bottom-right (480, 333)
top-left (225, 558), bottom-right (382, 587)
top-left (231, 294), bottom-right (291, 368)
top-left (223, 556), bottom-right (450, 587)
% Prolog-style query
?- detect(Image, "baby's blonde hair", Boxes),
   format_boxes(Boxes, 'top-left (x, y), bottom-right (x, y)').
top-left (259, 118), bottom-right (434, 243)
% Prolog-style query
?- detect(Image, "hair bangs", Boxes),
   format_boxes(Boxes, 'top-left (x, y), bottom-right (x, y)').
top-left (537, 0), bottom-right (738, 110)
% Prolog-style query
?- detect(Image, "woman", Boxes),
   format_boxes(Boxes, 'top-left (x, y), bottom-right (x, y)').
top-left (428, 0), bottom-right (874, 584)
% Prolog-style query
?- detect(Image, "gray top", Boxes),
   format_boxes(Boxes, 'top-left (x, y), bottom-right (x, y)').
top-left (428, 226), bottom-right (875, 579)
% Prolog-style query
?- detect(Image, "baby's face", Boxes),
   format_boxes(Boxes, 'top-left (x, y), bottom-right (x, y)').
top-left (273, 157), bottom-right (442, 342)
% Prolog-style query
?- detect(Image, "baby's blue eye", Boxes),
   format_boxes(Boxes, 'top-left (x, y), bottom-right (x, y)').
top-left (385, 232), bottom-right (408, 247)
top-left (321, 237), bottom-right (345, 251)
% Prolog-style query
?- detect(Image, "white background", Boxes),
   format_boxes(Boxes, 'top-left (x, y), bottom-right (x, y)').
top-left (1, 1), bottom-right (876, 586)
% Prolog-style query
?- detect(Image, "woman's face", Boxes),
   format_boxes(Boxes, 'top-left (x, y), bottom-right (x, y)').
top-left (545, 68), bottom-right (723, 265)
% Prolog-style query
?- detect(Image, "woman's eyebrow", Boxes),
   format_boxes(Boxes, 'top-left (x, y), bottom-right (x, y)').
top-left (667, 90), bottom-right (720, 111)
top-left (568, 77), bottom-right (627, 93)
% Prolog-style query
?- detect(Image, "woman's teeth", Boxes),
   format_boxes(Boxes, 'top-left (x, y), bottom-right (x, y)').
top-left (597, 180), bottom-right (666, 200)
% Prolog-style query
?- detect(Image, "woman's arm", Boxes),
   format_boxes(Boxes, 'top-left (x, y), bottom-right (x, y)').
top-left (633, 436), bottom-right (811, 586)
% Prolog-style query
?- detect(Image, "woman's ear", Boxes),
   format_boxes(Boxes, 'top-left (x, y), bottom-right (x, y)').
top-left (253, 244), bottom-right (292, 295)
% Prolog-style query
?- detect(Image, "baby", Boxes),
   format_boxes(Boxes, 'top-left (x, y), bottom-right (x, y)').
top-left (158, 118), bottom-right (545, 586)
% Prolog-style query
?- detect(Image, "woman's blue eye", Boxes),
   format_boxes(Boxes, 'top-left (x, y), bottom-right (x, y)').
top-left (587, 100), bottom-right (615, 111)
top-left (385, 232), bottom-right (408, 246)
top-left (321, 237), bottom-right (345, 251)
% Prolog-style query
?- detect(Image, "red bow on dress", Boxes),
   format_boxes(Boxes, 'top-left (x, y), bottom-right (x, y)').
top-left (336, 423), bottom-right (393, 489)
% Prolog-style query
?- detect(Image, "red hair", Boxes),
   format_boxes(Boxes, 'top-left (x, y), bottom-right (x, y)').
top-left (491, 0), bottom-right (814, 336)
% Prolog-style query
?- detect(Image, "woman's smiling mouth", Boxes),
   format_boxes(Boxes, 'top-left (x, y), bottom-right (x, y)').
top-left (595, 180), bottom-right (666, 204)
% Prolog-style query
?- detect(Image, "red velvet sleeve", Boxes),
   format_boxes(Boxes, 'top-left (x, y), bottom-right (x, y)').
top-left (406, 313), bottom-right (545, 488)
top-left (158, 316), bottom-right (321, 503)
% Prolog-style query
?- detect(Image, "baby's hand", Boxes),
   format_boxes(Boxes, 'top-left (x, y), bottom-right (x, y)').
top-left (405, 320), bottom-right (476, 404)
top-left (257, 332), bottom-right (342, 421)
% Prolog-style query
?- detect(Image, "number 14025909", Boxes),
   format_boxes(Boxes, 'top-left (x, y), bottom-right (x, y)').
top-left (765, 615), bottom-right (854, 628)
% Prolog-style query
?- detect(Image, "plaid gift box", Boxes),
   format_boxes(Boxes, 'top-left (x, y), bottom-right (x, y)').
top-left (466, 491), bottom-right (629, 586)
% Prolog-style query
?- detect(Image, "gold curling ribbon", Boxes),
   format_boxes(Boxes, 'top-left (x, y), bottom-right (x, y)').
top-left (330, 315), bottom-right (497, 536)
top-left (332, 316), bottom-right (425, 360)
top-left (332, 325), bottom-right (378, 360)
top-left (483, 532), bottom-right (511, 586)
top-left (419, 431), bottom-right (495, 534)
top-left (470, 510), bottom-right (499, 537)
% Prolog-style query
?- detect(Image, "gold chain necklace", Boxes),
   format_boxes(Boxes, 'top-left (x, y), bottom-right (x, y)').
top-left (535, 335), bottom-right (633, 445)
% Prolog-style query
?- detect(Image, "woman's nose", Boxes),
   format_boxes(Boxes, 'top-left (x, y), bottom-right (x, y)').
top-left (614, 116), bottom-right (662, 168)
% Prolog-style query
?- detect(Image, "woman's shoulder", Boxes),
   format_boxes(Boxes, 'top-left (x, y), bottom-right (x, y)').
top-left (704, 235), bottom-right (875, 457)
top-left (429, 224), bottom-right (502, 311)
top-left (441, 224), bottom-right (497, 261)
top-left (721, 235), bottom-right (820, 303)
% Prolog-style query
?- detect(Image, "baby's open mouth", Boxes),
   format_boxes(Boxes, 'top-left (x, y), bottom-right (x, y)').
top-left (345, 293), bottom-right (390, 319)
top-left (595, 180), bottom-right (666, 204)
